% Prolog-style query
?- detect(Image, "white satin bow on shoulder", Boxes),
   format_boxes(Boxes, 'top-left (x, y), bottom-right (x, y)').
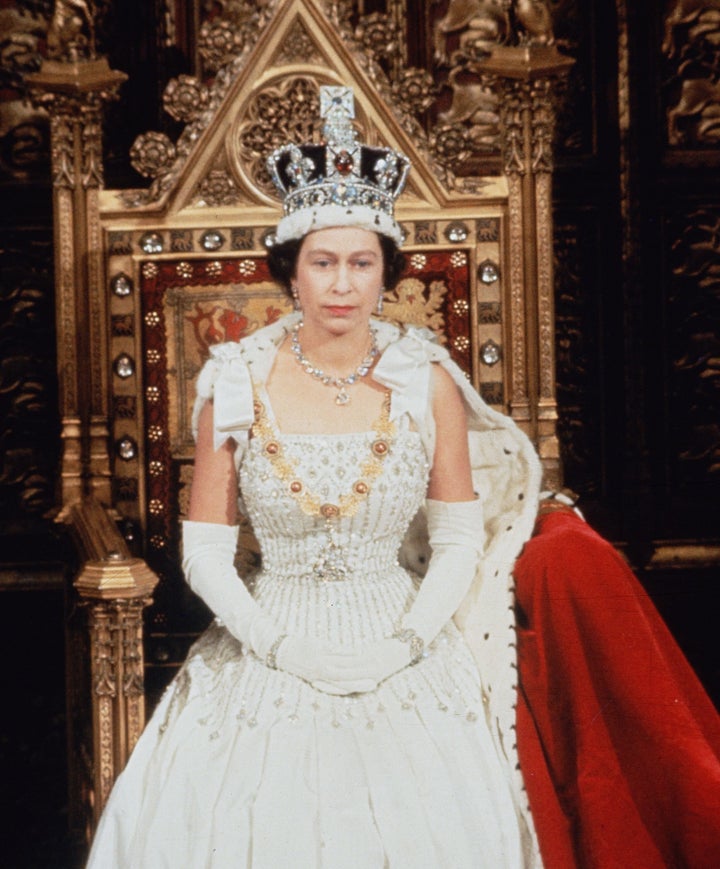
top-left (194, 343), bottom-right (255, 452)
top-left (373, 325), bottom-right (449, 443)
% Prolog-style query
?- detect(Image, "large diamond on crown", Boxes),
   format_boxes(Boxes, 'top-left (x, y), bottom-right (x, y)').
top-left (320, 86), bottom-right (354, 120)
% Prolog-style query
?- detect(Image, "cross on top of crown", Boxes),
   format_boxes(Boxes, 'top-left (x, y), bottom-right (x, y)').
top-left (320, 86), bottom-right (357, 149)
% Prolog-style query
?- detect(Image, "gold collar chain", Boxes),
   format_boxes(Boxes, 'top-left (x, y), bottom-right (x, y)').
top-left (251, 386), bottom-right (396, 520)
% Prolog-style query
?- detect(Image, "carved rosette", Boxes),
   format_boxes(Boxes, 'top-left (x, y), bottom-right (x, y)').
top-left (355, 12), bottom-right (399, 61)
top-left (163, 75), bottom-right (209, 123)
top-left (431, 123), bottom-right (472, 166)
top-left (199, 18), bottom-right (245, 73)
top-left (392, 68), bottom-right (437, 116)
top-left (196, 169), bottom-right (240, 207)
top-left (130, 131), bottom-right (177, 179)
top-left (197, 0), bottom-right (280, 74)
top-left (235, 77), bottom-right (321, 196)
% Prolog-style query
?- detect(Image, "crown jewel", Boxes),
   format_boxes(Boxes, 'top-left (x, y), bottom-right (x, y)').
top-left (266, 86), bottom-right (410, 245)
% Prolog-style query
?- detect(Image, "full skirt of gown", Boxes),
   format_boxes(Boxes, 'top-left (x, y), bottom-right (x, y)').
top-left (86, 424), bottom-right (531, 868)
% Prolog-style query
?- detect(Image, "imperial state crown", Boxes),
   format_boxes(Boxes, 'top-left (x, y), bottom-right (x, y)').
top-left (266, 86), bottom-right (411, 245)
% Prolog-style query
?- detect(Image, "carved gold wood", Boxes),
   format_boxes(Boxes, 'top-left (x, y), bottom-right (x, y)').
top-left (27, 58), bottom-right (127, 509)
top-left (475, 45), bottom-right (573, 487)
top-left (70, 498), bottom-right (158, 828)
top-left (26, 49), bottom-right (159, 833)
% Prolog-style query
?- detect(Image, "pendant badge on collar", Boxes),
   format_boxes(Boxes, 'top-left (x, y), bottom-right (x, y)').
top-left (312, 518), bottom-right (351, 582)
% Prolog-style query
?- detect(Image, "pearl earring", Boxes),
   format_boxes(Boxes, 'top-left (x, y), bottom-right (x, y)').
top-left (376, 288), bottom-right (385, 315)
top-left (291, 285), bottom-right (301, 311)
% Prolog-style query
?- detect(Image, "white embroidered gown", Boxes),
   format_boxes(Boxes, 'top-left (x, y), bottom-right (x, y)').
top-left (86, 329), bottom-right (537, 869)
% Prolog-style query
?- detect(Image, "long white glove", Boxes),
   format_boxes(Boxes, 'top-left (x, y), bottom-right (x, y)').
top-left (182, 520), bottom-right (280, 660)
top-left (182, 520), bottom-right (375, 692)
top-left (400, 497), bottom-right (485, 644)
top-left (312, 498), bottom-right (485, 694)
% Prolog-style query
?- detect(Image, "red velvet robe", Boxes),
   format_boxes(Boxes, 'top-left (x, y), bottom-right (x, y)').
top-left (515, 509), bottom-right (720, 868)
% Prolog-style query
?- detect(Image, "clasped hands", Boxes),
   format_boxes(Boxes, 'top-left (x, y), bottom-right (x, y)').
top-left (273, 634), bottom-right (419, 695)
top-left (183, 498), bottom-right (483, 698)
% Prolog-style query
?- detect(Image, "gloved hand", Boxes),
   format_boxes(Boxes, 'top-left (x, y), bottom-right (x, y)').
top-left (310, 637), bottom-right (409, 694)
top-left (309, 498), bottom-right (485, 695)
top-left (276, 636), bottom-right (377, 695)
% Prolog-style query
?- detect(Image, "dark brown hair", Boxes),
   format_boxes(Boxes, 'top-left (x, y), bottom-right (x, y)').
top-left (266, 233), bottom-right (406, 297)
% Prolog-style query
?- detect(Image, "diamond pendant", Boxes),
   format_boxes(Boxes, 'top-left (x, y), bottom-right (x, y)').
top-left (313, 527), bottom-right (350, 581)
top-left (335, 386), bottom-right (350, 406)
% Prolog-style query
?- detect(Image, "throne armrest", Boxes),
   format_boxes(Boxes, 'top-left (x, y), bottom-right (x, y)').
top-left (68, 498), bottom-right (157, 600)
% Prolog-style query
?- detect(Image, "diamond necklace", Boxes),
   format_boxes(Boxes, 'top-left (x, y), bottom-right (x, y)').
top-left (290, 320), bottom-right (379, 406)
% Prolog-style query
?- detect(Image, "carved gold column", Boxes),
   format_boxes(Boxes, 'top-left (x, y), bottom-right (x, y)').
top-left (477, 46), bottom-right (573, 487)
top-left (71, 499), bottom-right (158, 828)
top-left (26, 45), bottom-right (158, 839)
top-left (27, 58), bottom-right (126, 508)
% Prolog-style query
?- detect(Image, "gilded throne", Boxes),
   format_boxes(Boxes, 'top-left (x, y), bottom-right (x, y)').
top-left (28, 0), bottom-right (572, 841)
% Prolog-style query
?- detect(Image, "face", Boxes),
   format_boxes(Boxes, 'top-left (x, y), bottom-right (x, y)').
top-left (293, 227), bottom-right (384, 335)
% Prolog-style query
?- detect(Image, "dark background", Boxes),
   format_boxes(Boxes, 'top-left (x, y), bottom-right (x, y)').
top-left (1, 1), bottom-right (718, 866)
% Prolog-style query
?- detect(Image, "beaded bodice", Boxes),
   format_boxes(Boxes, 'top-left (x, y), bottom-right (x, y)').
top-left (238, 411), bottom-right (429, 647)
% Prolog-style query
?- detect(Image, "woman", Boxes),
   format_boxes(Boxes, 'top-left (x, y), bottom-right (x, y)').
top-left (87, 88), bottom-right (544, 867)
